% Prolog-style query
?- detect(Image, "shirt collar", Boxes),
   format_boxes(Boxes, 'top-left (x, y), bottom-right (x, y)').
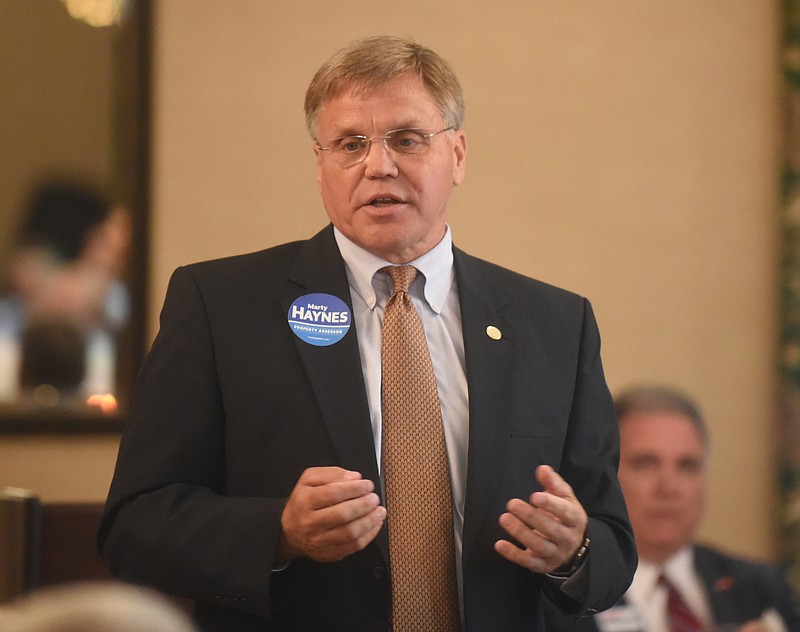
top-left (630, 546), bottom-right (696, 597)
top-left (333, 225), bottom-right (454, 314)
top-left (662, 546), bottom-right (696, 586)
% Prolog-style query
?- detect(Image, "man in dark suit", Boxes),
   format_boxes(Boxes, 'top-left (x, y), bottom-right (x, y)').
top-left (546, 385), bottom-right (800, 632)
top-left (99, 36), bottom-right (636, 631)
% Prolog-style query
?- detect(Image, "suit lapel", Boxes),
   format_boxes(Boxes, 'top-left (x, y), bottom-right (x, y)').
top-left (284, 226), bottom-right (380, 488)
top-left (454, 248), bottom-right (520, 563)
top-left (693, 546), bottom-right (742, 624)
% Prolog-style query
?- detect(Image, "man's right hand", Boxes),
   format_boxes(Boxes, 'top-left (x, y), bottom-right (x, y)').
top-left (277, 467), bottom-right (386, 563)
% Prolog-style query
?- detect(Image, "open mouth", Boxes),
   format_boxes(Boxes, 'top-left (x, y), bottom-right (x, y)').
top-left (368, 196), bottom-right (402, 208)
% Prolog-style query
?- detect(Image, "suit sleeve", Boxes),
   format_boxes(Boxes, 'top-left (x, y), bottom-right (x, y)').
top-left (766, 565), bottom-right (800, 631)
top-left (98, 266), bottom-right (284, 618)
top-left (544, 298), bottom-right (637, 615)
top-left (742, 562), bottom-right (800, 631)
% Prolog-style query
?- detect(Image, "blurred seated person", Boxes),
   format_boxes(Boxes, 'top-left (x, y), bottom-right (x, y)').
top-left (545, 385), bottom-right (800, 632)
top-left (0, 178), bottom-right (130, 405)
top-left (0, 581), bottom-right (196, 632)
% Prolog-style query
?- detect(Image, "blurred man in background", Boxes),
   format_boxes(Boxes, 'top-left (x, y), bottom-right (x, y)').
top-left (547, 385), bottom-right (800, 632)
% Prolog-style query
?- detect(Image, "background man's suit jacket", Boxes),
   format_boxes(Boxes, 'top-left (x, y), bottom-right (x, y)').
top-left (99, 226), bottom-right (636, 631)
top-left (544, 544), bottom-right (800, 632)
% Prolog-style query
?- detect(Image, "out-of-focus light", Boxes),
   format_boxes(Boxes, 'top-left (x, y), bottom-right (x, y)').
top-left (60, 0), bottom-right (126, 27)
top-left (86, 393), bottom-right (118, 413)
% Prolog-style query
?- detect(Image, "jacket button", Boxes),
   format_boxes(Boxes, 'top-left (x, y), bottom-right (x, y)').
top-left (372, 562), bottom-right (386, 579)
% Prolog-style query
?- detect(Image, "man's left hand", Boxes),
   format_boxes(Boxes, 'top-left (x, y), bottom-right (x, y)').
top-left (494, 464), bottom-right (588, 574)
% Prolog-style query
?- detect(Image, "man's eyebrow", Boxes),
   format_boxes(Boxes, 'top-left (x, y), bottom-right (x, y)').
top-left (326, 127), bottom-right (365, 138)
top-left (626, 452), bottom-right (660, 463)
top-left (328, 121), bottom-right (430, 137)
top-left (389, 120), bottom-right (428, 131)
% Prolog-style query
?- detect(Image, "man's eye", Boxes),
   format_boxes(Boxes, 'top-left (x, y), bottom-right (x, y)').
top-left (338, 137), bottom-right (366, 153)
top-left (628, 456), bottom-right (658, 471)
top-left (389, 130), bottom-right (425, 150)
top-left (678, 459), bottom-right (703, 475)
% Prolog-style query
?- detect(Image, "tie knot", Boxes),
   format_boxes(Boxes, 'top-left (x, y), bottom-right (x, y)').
top-left (382, 265), bottom-right (418, 295)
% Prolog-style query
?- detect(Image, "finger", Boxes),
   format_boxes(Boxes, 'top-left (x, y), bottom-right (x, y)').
top-left (298, 466), bottom-right (364, 486)
top-left (312, 491), bottom-right (382, 529)
top-left (504, 497), bottom-right (569, 535)
top-left (535, 464), bottom-right (575, 500)
top-left (493, 539), bottom-right (549, 574)
top-left (305, 479), bottom-right (377, 511)
top-left (502, 497), bottom-right (585, 569)
top-left (527, 491), bottom-right (582, 528)
top-left (321, 503), bottom-right (387, 546)
top-left (504, 498), bottom-right (538, 529)
top-left (341, 511), bottom-right (386, 555)
top-left (495, 513), bottom-right (569, 574)
top-left (529, 470), bottom-right (585, 529)
top-left (281, 493), bottom-right (385, 561)
top-left (305, 505), bottom-right (387, 562)
top-left (498, 509), bottom-right (555, 554)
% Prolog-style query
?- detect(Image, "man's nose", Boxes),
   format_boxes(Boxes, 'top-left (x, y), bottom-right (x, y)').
top-left (655, 469), bottom-right (681, 494)
top-left (363, 138), bottom-right (398, 177)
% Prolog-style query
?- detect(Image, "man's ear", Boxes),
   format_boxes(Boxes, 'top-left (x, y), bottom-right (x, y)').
top-left (452, 130), bottom-right (467, 186)
top-left (314, 143), bottom-right (324, 188)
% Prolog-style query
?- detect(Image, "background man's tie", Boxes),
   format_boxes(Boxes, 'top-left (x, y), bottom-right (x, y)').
top-left (661, 576), bottom-right (704, 632)
top-left (381, 265), bottom-right (460, 631)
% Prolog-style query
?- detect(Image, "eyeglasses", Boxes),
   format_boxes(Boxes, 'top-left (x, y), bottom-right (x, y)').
top-left (315, 127), bottom-right (454, 167)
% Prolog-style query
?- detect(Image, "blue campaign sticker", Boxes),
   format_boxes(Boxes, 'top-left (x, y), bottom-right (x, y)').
top-left (287, 293), bottom-right (352, 347)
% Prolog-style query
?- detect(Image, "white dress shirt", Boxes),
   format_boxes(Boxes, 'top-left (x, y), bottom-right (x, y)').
top-left (334, 226), bottom-right (469, 537)
top-left (334, 225), bottom-right (470, 608)
top-left (626, 548), bottom-right (714, 632)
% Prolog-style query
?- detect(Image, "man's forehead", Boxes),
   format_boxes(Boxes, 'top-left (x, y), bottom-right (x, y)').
top-left (318, 102), bottom-right (442, 138)
top-left (320, 78), bottom-right (437, 115)
top-left (621, 410), bottom-right (700, 430)
top-left (623, 444), bottom-right (705, 462)
top-left (620, 412), bottom-right (706, 449)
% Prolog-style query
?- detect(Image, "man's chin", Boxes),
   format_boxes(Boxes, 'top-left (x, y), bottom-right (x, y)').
top-left (637, 531), bottom-right (691, 561)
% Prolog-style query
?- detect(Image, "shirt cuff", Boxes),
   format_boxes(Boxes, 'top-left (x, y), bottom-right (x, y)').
top-left (545, 552), bottom-right (589, 601)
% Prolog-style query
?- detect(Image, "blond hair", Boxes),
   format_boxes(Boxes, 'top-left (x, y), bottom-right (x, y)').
top-left (304, 36), bottom-right (465, 138)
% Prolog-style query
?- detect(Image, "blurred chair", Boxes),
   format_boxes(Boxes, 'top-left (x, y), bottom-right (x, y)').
top-left (37, 501), bottom-right (110, 587)
top-left (0, 488), bottom-right (39, 599)
top-left (0, 488), bottom-right (110, 601)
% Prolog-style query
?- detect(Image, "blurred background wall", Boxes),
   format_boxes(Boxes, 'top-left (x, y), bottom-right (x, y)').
top-left (0, 0), bottom-right (114, 281)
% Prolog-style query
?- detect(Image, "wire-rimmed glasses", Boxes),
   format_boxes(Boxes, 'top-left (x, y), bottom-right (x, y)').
top-left (315, 127), bottom-right (454, 167)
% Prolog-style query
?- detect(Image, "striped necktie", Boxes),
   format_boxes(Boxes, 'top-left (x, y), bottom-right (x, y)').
top-left (661, 575), bottom-right (703, 632)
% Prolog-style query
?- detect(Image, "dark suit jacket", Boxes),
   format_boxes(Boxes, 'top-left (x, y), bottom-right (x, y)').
top-left (99, 225), bottom-right (636, 631)
top-left (544, 544), bottom-right (800, 632)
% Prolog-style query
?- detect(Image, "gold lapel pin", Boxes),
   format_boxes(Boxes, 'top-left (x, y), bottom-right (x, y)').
top-left (486, 325), bottom-right (502, 341)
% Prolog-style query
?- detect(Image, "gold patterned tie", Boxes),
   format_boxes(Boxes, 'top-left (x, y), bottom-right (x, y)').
top-left (380, 265), bottom-right (460, 632)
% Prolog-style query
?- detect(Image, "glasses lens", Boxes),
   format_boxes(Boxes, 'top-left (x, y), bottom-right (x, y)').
top-left (385, 129), bottom-right (430, 155)
top-left (323, 136), bottom-right (367, 165)
top-left (321, 128), bottom-right (445, 166)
